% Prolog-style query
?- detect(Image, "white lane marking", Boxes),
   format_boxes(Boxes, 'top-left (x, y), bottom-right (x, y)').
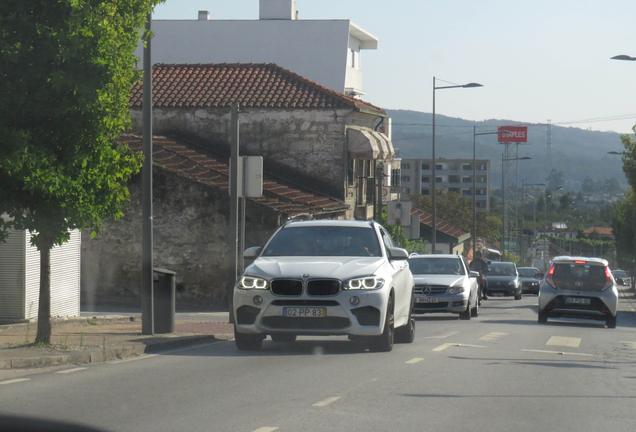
top-left (479, 332), bottom-right (508, 341)
top-left (312, 396), bottom-right (343, 407)
top-left (406, 357), bottom-right (424, 364)
top-left (546, 336), bottom-right (582, 348)
top-left (252, 428), bottom-right (279, 432)
top-left (621, 341), bottom-right (636, 349)
top-left (432, 343), bottom-right (485, 352)
top-left (0, 378), bottom-right (30, 385)
top-left (55, 367), bottom-right (87, 374)
top-left (522, 349), bottom-right (594, 357)
top-left (422, 331), bottom-right (459, 339)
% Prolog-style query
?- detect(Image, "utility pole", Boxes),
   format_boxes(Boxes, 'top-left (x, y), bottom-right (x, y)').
top-left (228, 103), bottom-right (240, 323)
top-left (141, 12), bottom-right (154, 336)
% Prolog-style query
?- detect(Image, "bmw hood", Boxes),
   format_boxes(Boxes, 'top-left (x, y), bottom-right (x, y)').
top-left (413, 275), bottom-right (465, 286)
top-left (244, 257), bottom-right (385, 280)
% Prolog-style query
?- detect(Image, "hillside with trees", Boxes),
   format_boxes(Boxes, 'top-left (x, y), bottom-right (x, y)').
top-left (387, 109), bottom-right (627, 191)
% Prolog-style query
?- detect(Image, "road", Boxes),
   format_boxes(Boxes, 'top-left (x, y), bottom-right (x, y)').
top-left (3, 294), bottom-right (636, 432)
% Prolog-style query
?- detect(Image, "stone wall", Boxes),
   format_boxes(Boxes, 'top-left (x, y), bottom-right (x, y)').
top-left (81, 168), bottom-right (280, 309)
top-left (130, 107), bottom-right (378, 202)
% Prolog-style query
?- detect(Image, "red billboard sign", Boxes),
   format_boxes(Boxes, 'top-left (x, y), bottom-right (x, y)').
top-left (498, 126), bottom-right (528, 143)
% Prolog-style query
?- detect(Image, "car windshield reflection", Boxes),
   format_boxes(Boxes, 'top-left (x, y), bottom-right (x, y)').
top-left (262, 226), bottom-right (382, 257)
top-left (489, 264), bottom-right (517, 276)
top-left (407, 258), bottom-right (464, 275)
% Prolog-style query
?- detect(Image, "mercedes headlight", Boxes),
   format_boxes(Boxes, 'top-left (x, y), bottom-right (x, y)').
top-left (448, 285), bottom-right (465, 294)
top-left (239, 276), bottom-right (268, 290)
top-left (344, 276), bottom-right (385, 290)
top-left (508, 280), bottom-right (518, 287)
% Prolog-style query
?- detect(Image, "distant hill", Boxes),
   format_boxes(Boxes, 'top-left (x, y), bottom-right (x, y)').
top-left (386, 109), bottom-right (628, 190)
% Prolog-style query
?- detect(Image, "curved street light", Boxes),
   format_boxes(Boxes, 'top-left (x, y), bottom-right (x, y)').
top-left (432, 77), bottom-right (483, 254)
top-left (611, 55), bottom-right (636, 61)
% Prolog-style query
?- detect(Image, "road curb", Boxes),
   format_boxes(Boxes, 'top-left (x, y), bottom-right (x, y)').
top-left (0, 335), bottom-right (220, 370)
top-left (0, 316), bottom-right (135, 334)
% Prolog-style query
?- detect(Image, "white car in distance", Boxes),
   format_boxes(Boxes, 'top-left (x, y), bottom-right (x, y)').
top-left (407, 254), bottom-right (480, 320)
top-left (233, 220), bottom-right (415, 352)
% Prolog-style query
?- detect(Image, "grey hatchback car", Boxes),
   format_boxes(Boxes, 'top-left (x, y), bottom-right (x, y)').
top-left (538, 256), bottom-right (618, 328)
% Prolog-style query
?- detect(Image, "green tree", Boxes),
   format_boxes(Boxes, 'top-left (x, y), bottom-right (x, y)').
top-left (547, 169), bottom-right (565, 191)
top-left (581, 177), bottom-right (596, 193)
top-left (611, 189), bottom-right (636, 275)
top-left (0, 0), bottom-right (160, 343)
top-left (612, 126), bottom-right (636, 277)
top-left (559, 192), bottom-right (574, 212)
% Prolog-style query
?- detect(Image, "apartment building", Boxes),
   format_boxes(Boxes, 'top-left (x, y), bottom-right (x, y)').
top-left (400, 158), bottom-right (491, 210)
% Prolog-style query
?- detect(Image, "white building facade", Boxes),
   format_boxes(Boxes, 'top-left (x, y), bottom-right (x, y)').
top-left (400, 158), bottom-right (491, 211)
top-left (137, 0), bottom-right (378, 96)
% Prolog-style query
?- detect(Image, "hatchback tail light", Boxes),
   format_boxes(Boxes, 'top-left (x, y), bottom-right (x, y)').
top-left (546, 265), bottom-right (556, 288)
top-left (601, 266), bottom-right (613, 291)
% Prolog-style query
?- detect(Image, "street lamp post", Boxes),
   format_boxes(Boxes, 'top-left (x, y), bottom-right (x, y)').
top-left (542, 186), bottom-right (563, 270)
top-left (501, 155), bottom-right (531, 259)
top-left (432, 77), bottom-right (482, 254)
top-left (472, 128), bottom-right (511, 259)
top-left (520, 181), bottom-right (546, 265)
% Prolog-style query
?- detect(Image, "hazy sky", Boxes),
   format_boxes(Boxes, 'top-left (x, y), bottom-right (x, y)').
top-left (153, 0), bottom-right (636, 134)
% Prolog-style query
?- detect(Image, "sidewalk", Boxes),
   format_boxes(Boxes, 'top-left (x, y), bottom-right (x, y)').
top-left (0, 315), bottom-right (234, 370)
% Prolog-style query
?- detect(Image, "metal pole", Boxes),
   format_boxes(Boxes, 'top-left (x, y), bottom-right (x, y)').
top-left (502, 153), bottom-right (506, 259)
top-left (472, 126), bottom-right (477, 259)
top-left (228, 103), bottom-right (240, 323)
top-left (544, 190), bottom-right (547, 271)
top-left (521, 180), bottom-right (525, 264)
top-left (432, 77), bottom-right (437, 254)
top-left (141, 12), bottom-right (154, 336)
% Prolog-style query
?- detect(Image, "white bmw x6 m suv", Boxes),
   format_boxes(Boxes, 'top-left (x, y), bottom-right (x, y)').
top-left (233, 220), bottom-right (415, 352)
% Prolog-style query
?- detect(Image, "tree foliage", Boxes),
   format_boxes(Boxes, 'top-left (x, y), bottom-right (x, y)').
top-left (611, 126), bottom-right (636, 275)
top-left (547, 169), bottom-right (565, 191)
top-left (0, 0), bottom-right (160, 343)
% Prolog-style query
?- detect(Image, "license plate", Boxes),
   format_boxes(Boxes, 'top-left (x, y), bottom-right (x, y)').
top-left (283, 307), bottom-right (327, 317)
top-left (565, 297), bottom-right (591, 305)
top-left (416, 297), bottom-right (439, 303)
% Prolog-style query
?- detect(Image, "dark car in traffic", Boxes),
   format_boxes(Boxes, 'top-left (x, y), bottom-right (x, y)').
top-left (518, 266), bottom-right (542, 295)
top-left (485, 261), bottom-right (521, 299)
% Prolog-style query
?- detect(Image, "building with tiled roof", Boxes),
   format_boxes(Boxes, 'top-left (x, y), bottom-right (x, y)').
top-left (129, 62), bottom-right (396, 221)
top-left (409, 207), bottom-right (471, 255)
top-left (82, 135), bottom-right (349, 305)
top-left (583, 226), bottom-right (614, 237)
top-left (134, 0), bottom-right (378, 97)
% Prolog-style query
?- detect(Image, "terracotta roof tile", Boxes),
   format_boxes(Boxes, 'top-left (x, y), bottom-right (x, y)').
top-left (410, 207), bottom-right (468, 240)
top-left (119, 135), bottom-right (348, 218)
top-left (130, 63), bottom-right (385, 116)
top-left (583, 226), bottom-right (613, 236)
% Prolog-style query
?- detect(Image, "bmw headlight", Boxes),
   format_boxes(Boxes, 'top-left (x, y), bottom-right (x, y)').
top-left (508, 280), bottom-right (518, 287)
top-left (239, 276), bottom-right (268, 290)
top-left (344, 276), bottom-right (385, 290)
top-left (448, 285), bottom-right (465, 295)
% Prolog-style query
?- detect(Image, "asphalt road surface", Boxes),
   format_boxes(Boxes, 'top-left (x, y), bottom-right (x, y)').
top-left (3, 294), bottom-right (636, 432)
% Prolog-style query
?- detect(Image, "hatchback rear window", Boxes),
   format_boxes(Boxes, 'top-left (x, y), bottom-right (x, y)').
top-left (551, 263), bottom-right (608, 292)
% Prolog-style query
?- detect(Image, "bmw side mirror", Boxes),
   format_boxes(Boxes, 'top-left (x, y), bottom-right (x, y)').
top-left (388, 247), bottom-right (409, 261)
top-left (469, 271), bottom-right (480, 278)
top-left (243, 246), bottom-right (262, 259)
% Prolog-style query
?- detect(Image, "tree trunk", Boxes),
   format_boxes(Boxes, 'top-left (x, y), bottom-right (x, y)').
top-left (35, 236), bottom-right (54, 345)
